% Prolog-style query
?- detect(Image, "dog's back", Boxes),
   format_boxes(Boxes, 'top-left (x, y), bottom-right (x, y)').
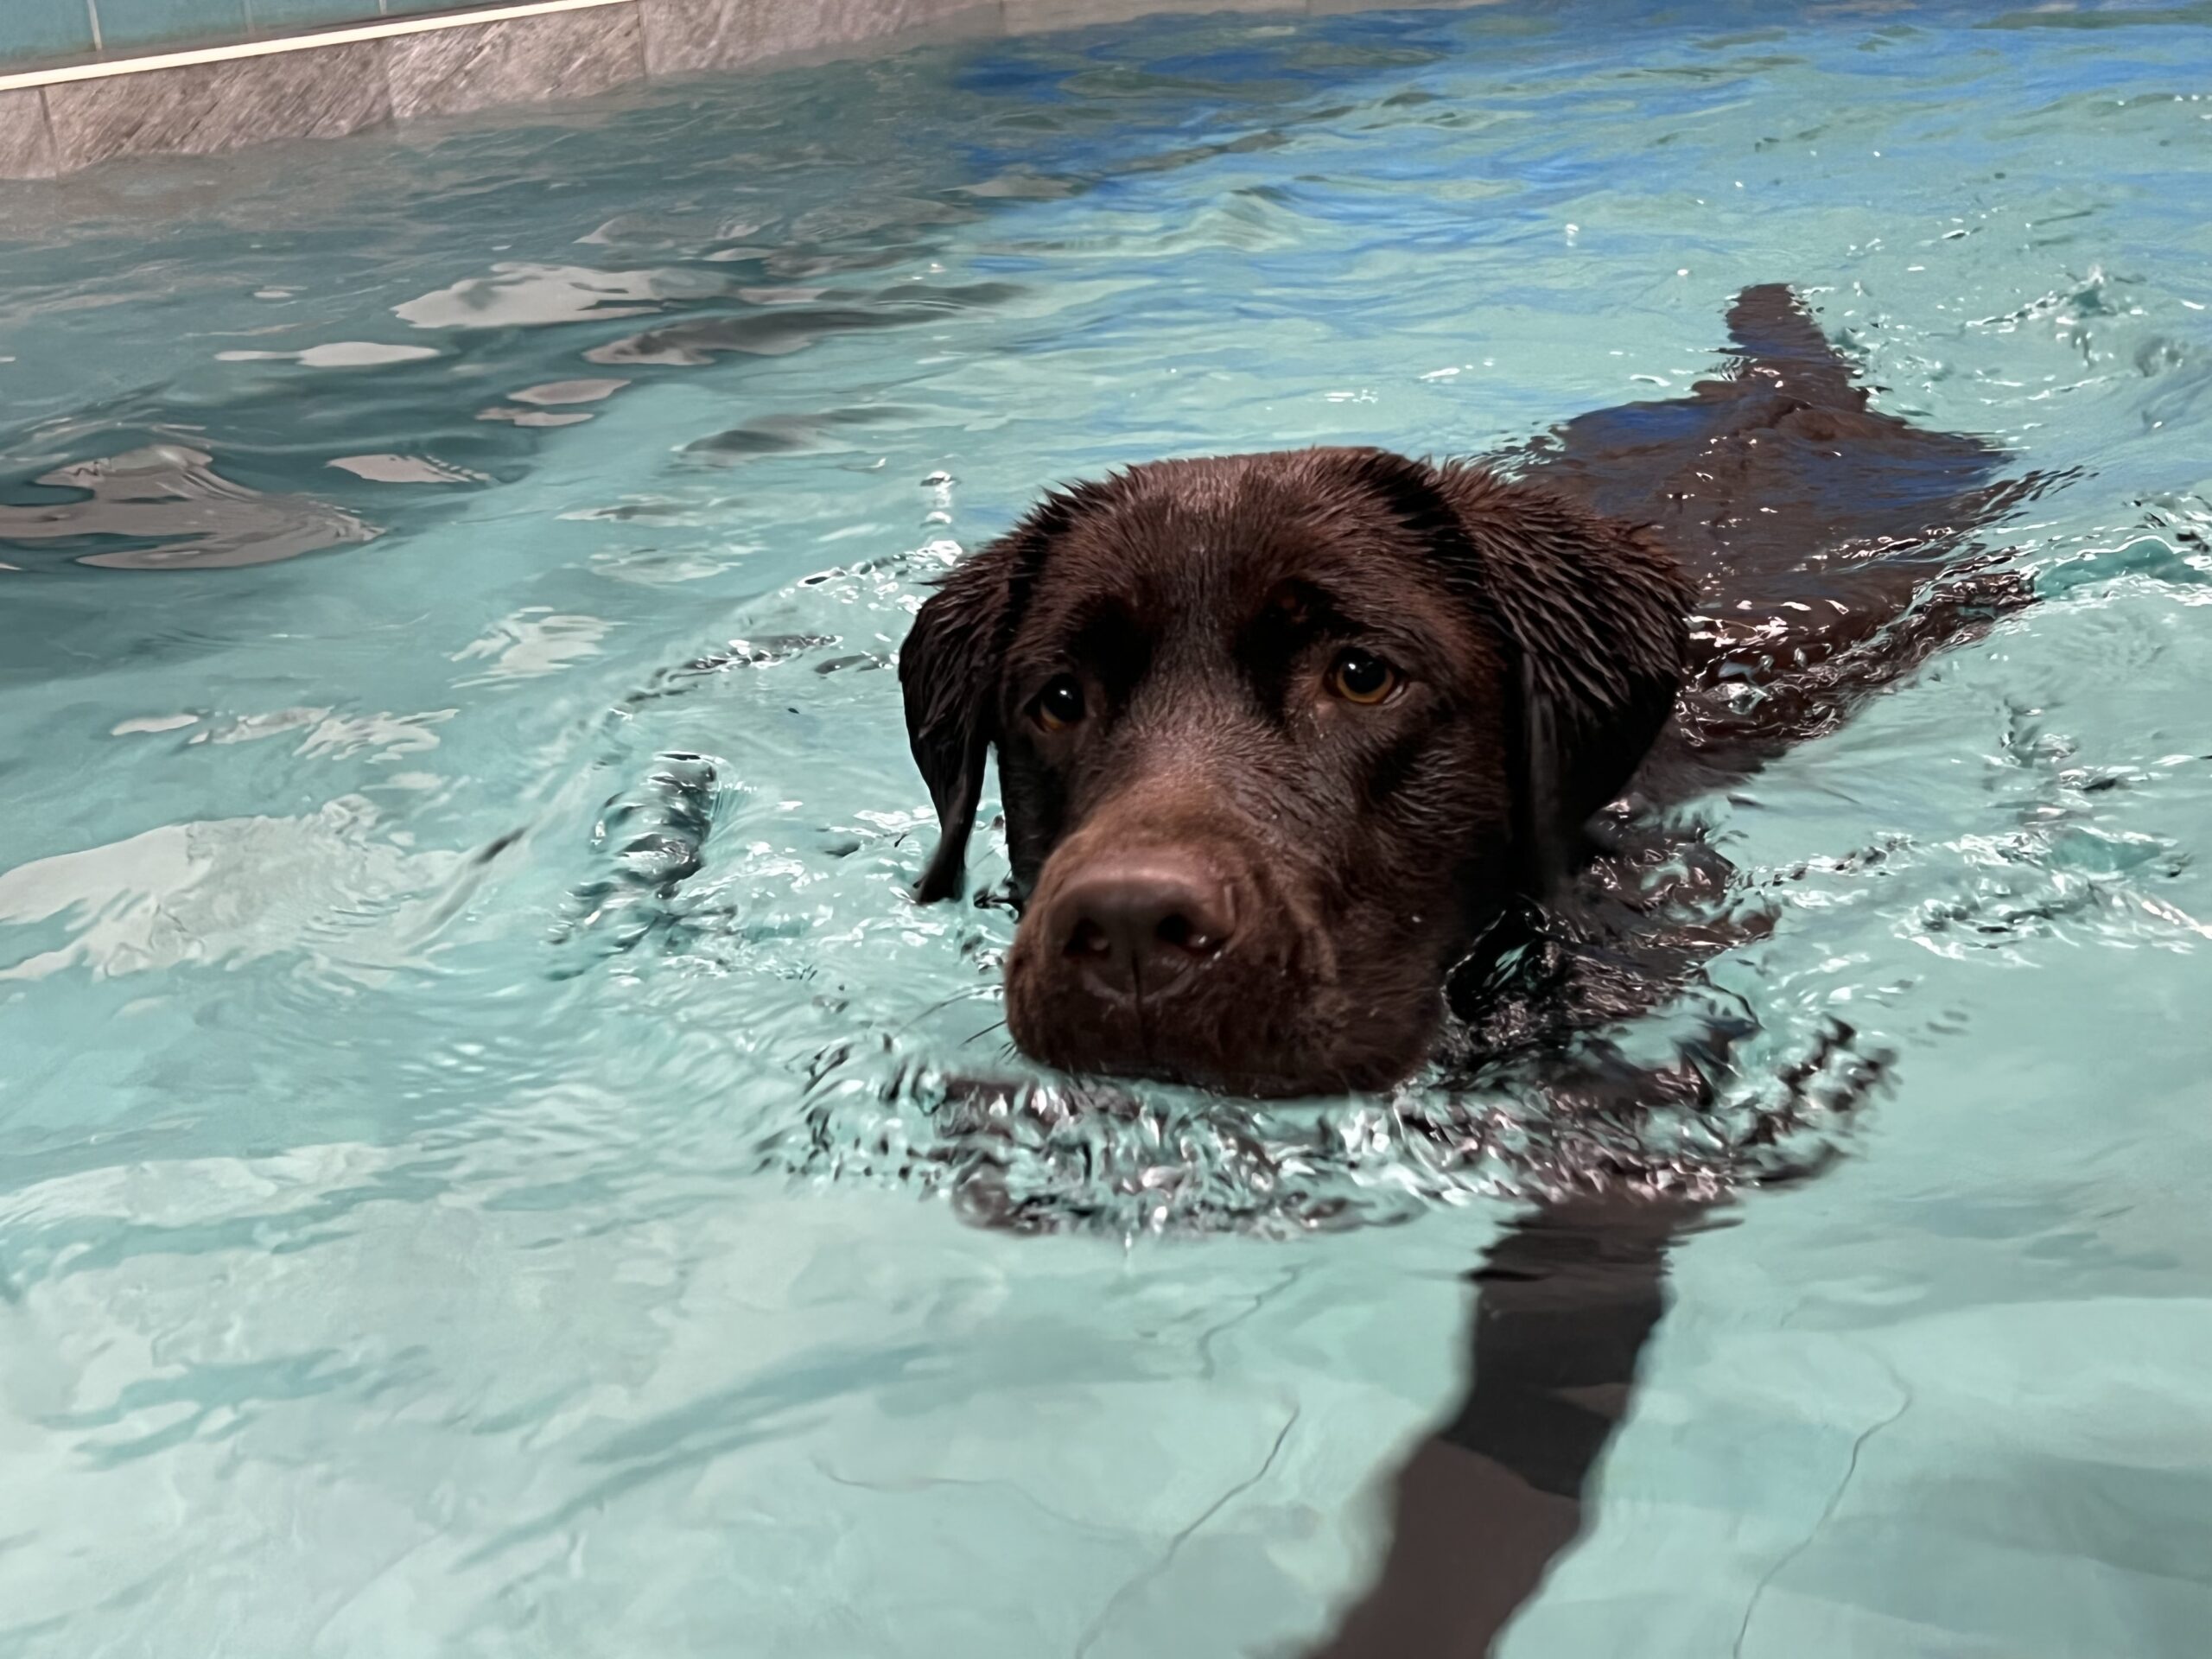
top-left (1521, 284), bottom-right (2046, 782)
top-left (1442, 286), bottom-right (2051, 1093)
top-left (1529, 283), bottom-right (2008, 572)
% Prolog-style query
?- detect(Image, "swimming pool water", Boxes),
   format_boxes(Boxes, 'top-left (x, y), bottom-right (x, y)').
top-left (3, 3), bottom-right (2210, 1653)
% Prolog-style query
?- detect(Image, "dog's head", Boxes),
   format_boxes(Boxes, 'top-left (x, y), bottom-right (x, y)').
top-left (901, 448), bottom-right (1688, 1096)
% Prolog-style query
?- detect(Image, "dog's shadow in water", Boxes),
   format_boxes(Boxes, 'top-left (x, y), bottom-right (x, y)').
top-left (1306, 1195), bottom-right (1717, 1658)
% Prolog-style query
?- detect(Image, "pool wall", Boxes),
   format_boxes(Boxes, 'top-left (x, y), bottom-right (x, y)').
top-left (0, 0), bottom-right (1446, 181)
top-left (3, 2), bottom-right (491, 68)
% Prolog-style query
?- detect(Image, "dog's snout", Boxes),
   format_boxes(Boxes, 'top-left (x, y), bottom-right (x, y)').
top-left (1006, 829), bottom-right (1435, 1094)
top-left (1051, 855), bottom-right (1234, 998)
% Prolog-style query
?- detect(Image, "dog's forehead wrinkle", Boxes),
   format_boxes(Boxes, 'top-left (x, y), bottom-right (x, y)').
top-left (1120, 649), bottom-right (1268, 747)
top-left (1027, 487), bottom-right (1486, 716)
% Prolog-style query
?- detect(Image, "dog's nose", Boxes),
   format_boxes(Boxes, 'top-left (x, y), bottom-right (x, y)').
top-left (1052, 855), bottom-right (1234, 999)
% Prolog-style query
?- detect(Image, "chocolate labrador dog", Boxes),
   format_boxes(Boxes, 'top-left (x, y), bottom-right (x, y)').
top-left (892, 284), bottom-right (2046, 1651)
top-left (900, 283), bottom-right (2035, 1098)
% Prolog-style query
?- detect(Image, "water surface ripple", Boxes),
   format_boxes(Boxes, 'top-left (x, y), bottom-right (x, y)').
top-left (2, 3), bottom-right (2209, 1654)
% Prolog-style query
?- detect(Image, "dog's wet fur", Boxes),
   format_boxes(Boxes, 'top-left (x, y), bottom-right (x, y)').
top-left (901, 284), bottom-right (2044, 1098)
top-left (892, 284), bottom-right (2059, 1655)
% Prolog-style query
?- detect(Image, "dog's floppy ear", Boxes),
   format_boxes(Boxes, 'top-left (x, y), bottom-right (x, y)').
top-left (1456, 467), bottom-right (1691, 877)
top-left (899, 497), bottom-right (1069, 902)
top-left (900, 540), bottom-right (1019, 903)
top-left (1325, 448), bottom-right (1692, 887)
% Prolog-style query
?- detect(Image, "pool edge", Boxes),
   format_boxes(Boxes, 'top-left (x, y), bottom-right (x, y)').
top-left (0, 0), bottom-right (1476, 182)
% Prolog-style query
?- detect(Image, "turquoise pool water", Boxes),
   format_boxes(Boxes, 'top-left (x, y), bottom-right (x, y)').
top-left (3, 3), bottom-right (2210, 1653)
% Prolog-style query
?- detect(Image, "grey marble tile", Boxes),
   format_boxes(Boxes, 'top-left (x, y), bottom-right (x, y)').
top-left (0, 90), bottom-right (60, 181)
top-left (385, 9), bottom-right (649, 122)
top-left (644, 0), bottom-right (999, 75)
top-left (636, 0), bottom-right (756, 77)
top-left (762, 0), bottom-right (999, 54)
top-left (43, 42), bottom-right (392, 171)
top-left (1004, 0), bottom-right (1296, 29)
top-left (1306, 0), bottom-right (1506, 12)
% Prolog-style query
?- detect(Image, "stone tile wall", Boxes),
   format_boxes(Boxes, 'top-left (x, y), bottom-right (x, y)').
top-left (0, 0), bottom-right (1498, 181)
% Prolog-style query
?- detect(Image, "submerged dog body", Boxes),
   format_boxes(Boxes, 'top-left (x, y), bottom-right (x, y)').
top-left (901, 286), bottom-right (2032, 1096)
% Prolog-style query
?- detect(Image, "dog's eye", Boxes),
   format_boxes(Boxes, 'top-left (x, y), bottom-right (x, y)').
top-left (1034, 675), bottom-right (1086, 733)
top-left (1327, 648), bottom-right (1399, 706)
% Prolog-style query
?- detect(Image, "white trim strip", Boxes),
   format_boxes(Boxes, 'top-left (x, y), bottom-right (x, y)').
top-left (0, 0), bottom-right (635, 93)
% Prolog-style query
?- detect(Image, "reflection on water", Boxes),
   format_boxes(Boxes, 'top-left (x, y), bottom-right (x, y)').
top-left (0, 443), bottom-right (374, 569)
top-left (2, 3), bottom-right (2211, 1656)
top-left (327, 451), bottom-right (486, 485)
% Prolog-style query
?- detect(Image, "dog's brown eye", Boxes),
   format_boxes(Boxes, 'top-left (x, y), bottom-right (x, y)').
top-left (1327, 649), bottom-right (1399, 706)
top-left (1035, 675), bottom-right (1085, 733)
